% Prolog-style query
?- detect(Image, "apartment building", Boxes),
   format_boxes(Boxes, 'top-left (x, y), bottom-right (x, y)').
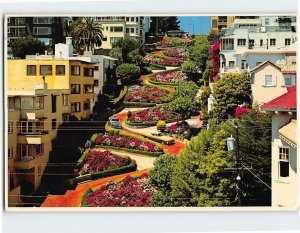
top-left (220, 25), bottom-right (297, 75)
top-left (95, 16), bottom-right (151, 49)
top-left (7, 84), bottom-right (70, 207)
top-left (261, 88), bottom-right (297, 208)
top-left (210, 16), bottom-right (234, 33)
top-left (8, 44), bottom-right (95, 120)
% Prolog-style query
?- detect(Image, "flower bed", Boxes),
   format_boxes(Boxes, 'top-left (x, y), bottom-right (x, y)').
top-left (124, 85), bottom-right (174, 105)
top-left (94, 133), bottom-right (163, 156)
top-left (126, 106), bottom-right (181, 127)
top-left (81, 173), bottom-right (157, 207)
top-left (79, 150), bottom-right (132, 175)
top-left (157, 37), bottom-right (193, 47)
top-left (144, 54), bottom-right (183, 67)
top-left (163, 48), bottom-right (189, 59)
top-left (148, 70), bottom-right (189, 85)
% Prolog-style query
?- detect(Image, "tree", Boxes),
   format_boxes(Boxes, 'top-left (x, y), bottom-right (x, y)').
top-left (181, 60), bottom-right (199, 81)
top-left (170, 96), bottom-right (198, 118)
top-left (207, 30), bottom-right (224, 44)
top-left (202, 60), bottom-right (212, 86)
top-left (11, 37), bottom-right (47, 59)
top-left (116, 63), bottom-right (140, 84)
top-left (170, 119), bottom-right (236, 206)
top-left (212, 72), bottom-right (252, 119)
top-left (128, 49), bottom-right (143, 66)
top-left (109, 47), bottom-right (123, 65)
top-left (112, 36), bottom-right (140, 62)
top-left (188, 38), bottom-right (210, 72)
top-left (70, 17), bottom-right (103, 53)
top-left (177, 81), bottom-right (199, 99)
top-left (149, 17), bottom-right (180, 34)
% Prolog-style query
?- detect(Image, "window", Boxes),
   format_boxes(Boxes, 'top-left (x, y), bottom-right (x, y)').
top-left (35, 120), bottom-right (44, 131)
top-left (36, 144), bottom-right (44, 156)
top-left (131, 17), bottom-right (135, 22)
top-left (35, 96), bottom-right (44, 110)
top-left (71, 84), bottom-right (80, 94)
top-left (8, 121), bottom-right (13, 134)
top-left (212, 19), bottom-right (217, 28)
top-left (285, 38), bottom-right (291, 46)
top-left (126, 28), bottom-right (129, 33)
top-left (20, 121), bottom-right (33, 134)
top-left (229, 61), bottom-right (235, 68)
top-left (33, 27), bottom-right (52, 35)
top-left (279, 147), bottom-right (289, 178)
top-left (84, 84), bottom-right (93, 93)
top-left (94, 80), bottom-right (99, 86)
top-left (21, 97), bottom-right (34, 110)
top-left (265, 18), bottom-right (269, 25)
top-left (283, 75), bottom-right (295, 86)
top-left (33, 17), bottom-right (52, 24)
top-left (62, 94), bottom-right (68, 106)
top-left (38, 166), bottom-right (42, 176)
top-left (237, 39), bottom-right (246, 46)
top-left (270, 39), bottom-right (276, 46)
top-left (8, 147), bottom-right (13, 159)
top-left (94, 66), bottom-right (99, 71)
top-left (241, 60), bottom-right (246, 70)
top-left (56, 65), bottom-right (65, 75)
top-left (110, 37), bottom-right (122, 45)
top-left (51, 95), bottom-right (57, 113)
top-left (71, 65), bottom-right (80, 76)
top-left (71, 102), bottom-right (81, 112)
top-left (40, 65), bottom-right (52, 75)
top-left (264, 75), bottom-right (274, 86)
top-left (221, 38), bottom-right (234, 50)
top-left (260, 39), bottom-right (263, 47)
top-left (126, 17), bottom-right (129, 22)
top-left (52, 119), bottom-right (57, 130)
top-left (84, 68), bottom-right (94, 77)
top-left (8, 97), bottom-right (15, 111)
top-left (62, 113), bottom-right (70, 122)
top-left (83, 100), bottom-right (90, 110)
top-left (110, 26), bottom-right (123, 32)
top-left (27, 65), bottom-right (36, 76)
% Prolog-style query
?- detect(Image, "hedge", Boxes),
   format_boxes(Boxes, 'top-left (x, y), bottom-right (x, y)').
top-left (112, 86), bottom-right (128, 105)
top-left (124, 116), bottom-right (184, 128)
top-left (77, 148), bottom-right (91, 165)
top-left (95, 145), bottom-right (163, 157)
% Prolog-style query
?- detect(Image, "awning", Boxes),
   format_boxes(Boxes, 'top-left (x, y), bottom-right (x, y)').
top-left (278, 120), bottom-right (297, 148)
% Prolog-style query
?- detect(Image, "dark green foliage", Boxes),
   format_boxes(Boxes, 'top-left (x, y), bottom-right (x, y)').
top-left (202, 60), bottom-right (212, 86)
top-left (212, 72), bottom-right (252, 119)
top-left (181, 60), bottom-right (199, 81)
top-left (199, 86), bottom-right (210, 109)
top-left (128, 49), bottom-right (144, 65)
top-left (112, 36), bottom-right (140, 63)
top-left (188, 35), bottom-right (210, 72)
top-left (170, 96), bottom-right (198, 118)
top-left (149, 17), bottom-right (180, 33)
top-left (109, 47), bottom-right (123, 65)
top-left (11, 37), bottom-right (47, 59)
top-left (116, 63), bottom-right (140, 84)
top-left (177, 81), bottom-right (199, 98)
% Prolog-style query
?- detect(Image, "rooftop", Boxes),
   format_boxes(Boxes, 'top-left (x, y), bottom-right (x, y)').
top-left (261, 87), bottom-right (297, 111)
top-left (278, 119), bottom-right (297, 146)
top-left (250, 61), bottom-right (297, 73)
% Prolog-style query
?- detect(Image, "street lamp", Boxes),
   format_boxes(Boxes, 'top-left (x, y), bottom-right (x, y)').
top-left (227, 135), bottom-right (235, 151)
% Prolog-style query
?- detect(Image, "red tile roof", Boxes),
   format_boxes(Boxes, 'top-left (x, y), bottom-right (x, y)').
top-left (261, 87), bottom-right (297, 111)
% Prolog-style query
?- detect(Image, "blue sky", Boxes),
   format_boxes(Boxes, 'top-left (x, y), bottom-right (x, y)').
top-left (178, 16), bottom-right (211, 35)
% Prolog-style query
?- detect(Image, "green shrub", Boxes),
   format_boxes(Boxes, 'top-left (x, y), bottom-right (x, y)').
top-left (181, 60), bottom-right (198, 77)
top-left (90, 133), bottom-right (98, 144)
top-left (116, 63), bottom-right (140, 83)
top-left (170, 96), bottom-right (198, 118)
top-left (177, 81), bottom-right (199, 98)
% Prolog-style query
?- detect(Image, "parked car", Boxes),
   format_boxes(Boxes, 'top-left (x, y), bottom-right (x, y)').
top-left (108, 116), bottom-right (122, 129)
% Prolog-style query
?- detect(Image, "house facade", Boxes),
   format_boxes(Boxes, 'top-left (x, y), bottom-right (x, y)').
top-left (250, 61), bottom-right (296, 106)
top-left (210, 16), bottom-right (234, 33)
top-left (261, 88), bottom-right (297, 208)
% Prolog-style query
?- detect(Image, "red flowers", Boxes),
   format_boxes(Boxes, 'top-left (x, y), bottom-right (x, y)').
top-left (95, 133), bottom-right (162, 152)
top-left (150, 70), bottom-right (189, 84)
top-left (80, 150), bottom-right (131, 174)
top-left (163, 48), bottom-right (189, 59)
top-left (234, 106), bottom-right (252, 118)
top-left (129, 107), bottom-right (181, 123)
top-left (84, 174), bottom-right (157, 207)
top-left (144, 54), bottom-right (183, 67)
top-left (125, 85), bottom-right (174, 104)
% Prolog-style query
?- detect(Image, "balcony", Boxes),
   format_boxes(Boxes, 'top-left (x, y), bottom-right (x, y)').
top-left (15, 156), bottom-right (38, 169)
top-left (221, 66), bottom-right (241, 74)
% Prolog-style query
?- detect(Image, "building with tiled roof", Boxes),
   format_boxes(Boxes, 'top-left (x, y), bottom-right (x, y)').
top-left (261, 88), bottom-right (297, 208)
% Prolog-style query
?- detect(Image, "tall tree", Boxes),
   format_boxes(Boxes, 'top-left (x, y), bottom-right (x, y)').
top-left (11, 36), bottom-right (47, 59)
top-left (70, 17), bottom-right (103, 53)
top-left (112, 36), bottom-right (140, 63)
top-left (149, 17), bottom-right (180, 33)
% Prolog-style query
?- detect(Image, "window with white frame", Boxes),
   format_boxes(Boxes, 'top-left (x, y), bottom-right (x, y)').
top-left (71, 102), bottom-right (81, 112)
top-left (265, 18), bottom-right (269, 25)
top-left (285, 38), bottom-right (291, 46)
top-left (283, 75), bottom-right (295, 86)
top-left (263, 75), bottom-right (274, 86)
top-left (110, 37), bottom-right (122, 45)
top-left (279, 147), bottom-right (289, 178)
top-left (62, 94), bottom-right (69, 106)
top-left (221, 38), bottom-right (234, 50)
top-left (35, 144), bottom-right (44, 156)
top-left (33, 27), bottom-right (52, 35)
top-left (237, 39), bottom-right (246, 46)
top-left (20, 121), bottom-right (33, 134)
top-left (33, 17), bottom-right (52, 24)
top-left (71, 65), bottom-right (80, 76)
top-left (270, 39), bottom-right (276, 46)
top-left (21, 97), bottom-right (34, 110)
top-left (35, 96), bottom-right (44, 110)
top-left (8, 147), bottom-right (13, 159)
top-left (8, 121), bottom-right (13, 134)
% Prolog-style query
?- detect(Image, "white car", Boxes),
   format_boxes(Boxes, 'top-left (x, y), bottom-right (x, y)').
top-left (108, 116), bottom-right (122, 129)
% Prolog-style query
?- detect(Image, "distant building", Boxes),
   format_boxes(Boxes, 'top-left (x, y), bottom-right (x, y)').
top-left (250, 61), bottom-right (296, 107)
top-left (261, 88), bottom-right (297, 208)
top-left (210, 16), bottom-right (234, 33)
top-left (166, 30), bottom-right (189, 38)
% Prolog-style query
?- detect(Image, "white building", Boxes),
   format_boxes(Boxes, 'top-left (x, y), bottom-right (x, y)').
top-left (95, 16), bottom-right (151, 50)
top-left (261, 88), bottom-right (297, 208)
top-left (220, 25), bottom-right (297, 75)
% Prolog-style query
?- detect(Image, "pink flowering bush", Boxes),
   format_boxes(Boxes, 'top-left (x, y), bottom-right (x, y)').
top-left (80, 150), bottom-right (131, 174)
top-left (125, 85), bottom-right (174, 104)
top-left (163, 48), bottom-right (189, 59)
top-left (144, 54), bottom-right (183, 67)
top-left (95, 133), bottom-right (162, 153)
top-left (150, 70), bottom-right (189, 84)
top-left (210, 41), bottom-right (220, 81)
top-left (157, 37), bottom-right (192, 47)
top-left (128, 107), bottom-right (181, 124)
top-left (235, 106), bottom-right (252, 118)
top-left (83, 173), bottom-right (157, 207)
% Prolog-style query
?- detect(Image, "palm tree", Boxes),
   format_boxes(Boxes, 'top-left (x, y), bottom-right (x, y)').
top-left (70, 17), bottom-right (103, 54)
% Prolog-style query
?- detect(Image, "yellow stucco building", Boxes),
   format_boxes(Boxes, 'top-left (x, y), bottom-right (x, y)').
top-left (210, 16), bottom-right (234, 33)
